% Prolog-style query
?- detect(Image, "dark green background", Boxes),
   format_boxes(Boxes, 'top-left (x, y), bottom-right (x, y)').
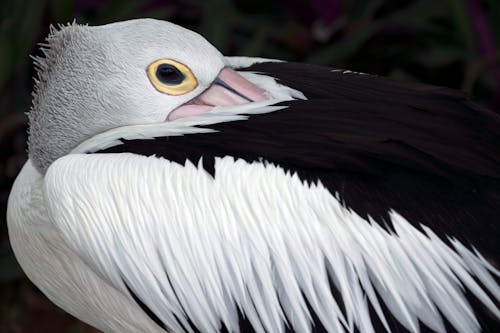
top-left (0, 0), bottom-right (498, 332)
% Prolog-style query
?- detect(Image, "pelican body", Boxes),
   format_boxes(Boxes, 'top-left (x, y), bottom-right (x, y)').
top-left (7, 19), bottom-right (500, 333)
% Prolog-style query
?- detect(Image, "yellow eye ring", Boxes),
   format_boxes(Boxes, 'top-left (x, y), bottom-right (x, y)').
top-left (146, 59), bottom-right (198, 95)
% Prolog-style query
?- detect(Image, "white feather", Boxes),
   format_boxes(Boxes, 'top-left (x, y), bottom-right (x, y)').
top-left (19, 152), bottom-right (496, 333)
top-left (225, 56), bottom-right (283, 69)
top-left (71, 99), bottom-right (291, 155)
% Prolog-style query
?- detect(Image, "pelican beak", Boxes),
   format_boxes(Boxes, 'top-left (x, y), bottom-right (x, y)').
top-left (167, 67), bottom-right (267, 121)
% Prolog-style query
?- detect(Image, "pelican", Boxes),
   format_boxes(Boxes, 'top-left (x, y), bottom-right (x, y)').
top-left (7, 18), bottom-right (500, 333)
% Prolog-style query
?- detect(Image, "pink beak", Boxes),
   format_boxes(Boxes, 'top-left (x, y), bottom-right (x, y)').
top-left (167, 67), bottom-right (267, 121)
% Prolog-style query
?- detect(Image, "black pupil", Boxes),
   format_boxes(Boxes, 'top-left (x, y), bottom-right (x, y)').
top-left (156, 64), bottom-right (185, 85)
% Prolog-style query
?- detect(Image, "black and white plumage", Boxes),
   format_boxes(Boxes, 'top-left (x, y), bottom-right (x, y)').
top-left (7, 19), bottom-right (500, 333)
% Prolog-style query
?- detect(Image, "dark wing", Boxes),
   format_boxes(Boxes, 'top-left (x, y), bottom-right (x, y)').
top-left (100, 61), bottom-right (500, 260)
top-left (97, 61), bottom-right (500, 332)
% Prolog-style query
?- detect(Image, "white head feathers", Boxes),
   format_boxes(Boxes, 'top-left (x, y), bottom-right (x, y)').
top-left (29, 19), bottom-right (226, 172)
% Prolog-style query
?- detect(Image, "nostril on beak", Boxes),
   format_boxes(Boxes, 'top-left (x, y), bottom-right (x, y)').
top-left (213, 78), bottom-right (253, 102)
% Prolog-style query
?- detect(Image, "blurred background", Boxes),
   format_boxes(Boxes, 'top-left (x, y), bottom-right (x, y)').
top-left (0, 0), bottom-right (499, 332)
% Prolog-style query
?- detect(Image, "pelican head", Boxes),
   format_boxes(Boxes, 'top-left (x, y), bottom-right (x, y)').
top-left (28, 18), bottom-right (266, 173)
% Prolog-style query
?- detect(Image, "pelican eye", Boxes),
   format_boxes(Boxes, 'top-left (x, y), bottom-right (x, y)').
top-left (147, 59), bottom-right (197, 95)
top-left (157, 64), bottom-right (184, 85)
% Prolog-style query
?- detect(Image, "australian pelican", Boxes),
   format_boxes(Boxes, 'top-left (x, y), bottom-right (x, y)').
top-left (7, 18), bottom-right (500, 333)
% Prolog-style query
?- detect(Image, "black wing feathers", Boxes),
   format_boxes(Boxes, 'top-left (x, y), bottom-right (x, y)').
top-left (100, 61), bottom-right (500, 259)
top-left (98, 62), bottom-right (500, 332)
